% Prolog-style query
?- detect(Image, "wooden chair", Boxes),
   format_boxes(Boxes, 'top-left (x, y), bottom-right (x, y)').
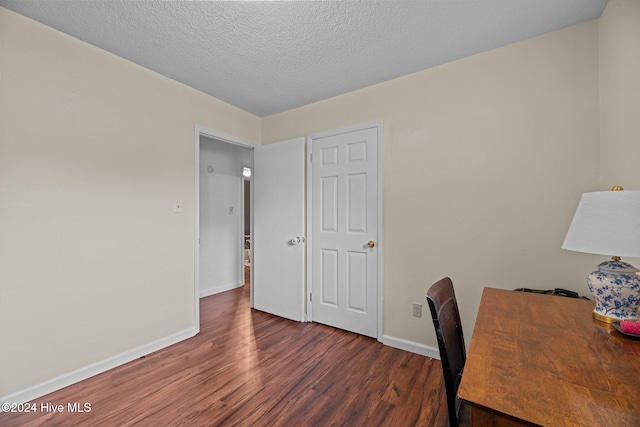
top-left (426, 277), bottom-right (467, 427)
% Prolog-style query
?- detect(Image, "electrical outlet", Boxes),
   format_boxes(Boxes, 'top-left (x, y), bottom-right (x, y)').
top-left (412, 303), bottom-right (422, 318)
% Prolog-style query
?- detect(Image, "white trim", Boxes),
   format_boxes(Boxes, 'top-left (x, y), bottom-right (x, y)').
top-left (306, 121), bottom-right (384, 341)
top-left (306, 120), bottom-right (381, 140)
top-left (1, 328), bottom-right (196, 405)
top-left (382, 335), bottom-right (440, 359)
top-left (200, 282), bottom-right (244, 298)
top-left (194, 125), bottom-right (258, 149)
top-left (194, 125), bottom-right (258, 333)
top-left (249, 149), bottom-right (255, 308)
top-left (305, 138), bottom-right (313, 322)
top-left (375, 122), bottom-right (384, 342)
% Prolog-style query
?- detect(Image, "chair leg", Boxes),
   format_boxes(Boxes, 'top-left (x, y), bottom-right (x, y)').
top-left (456, 402), bottom-right (471, 427)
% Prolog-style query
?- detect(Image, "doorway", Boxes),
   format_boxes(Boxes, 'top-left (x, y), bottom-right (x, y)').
top-left (194, 123), bottom-right (382, 340)
top-left (194, 125), bottom-right (257, 333)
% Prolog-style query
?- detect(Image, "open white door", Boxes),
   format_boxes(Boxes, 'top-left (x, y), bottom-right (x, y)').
top-left (253, 138), bottom-right (306, 322)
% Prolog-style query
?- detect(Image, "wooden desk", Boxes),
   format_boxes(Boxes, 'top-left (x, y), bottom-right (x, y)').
top-left (458, 288), bottom-right (640, 427)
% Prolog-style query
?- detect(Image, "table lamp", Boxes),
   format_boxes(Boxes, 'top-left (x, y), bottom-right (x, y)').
top-left (562, 187), bottom-right (640, 323)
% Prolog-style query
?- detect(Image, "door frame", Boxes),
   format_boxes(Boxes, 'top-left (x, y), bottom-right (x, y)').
top-left (305, 120), bottom-right (384, 341)
top-left (194, 124), bottom-right (257, 334)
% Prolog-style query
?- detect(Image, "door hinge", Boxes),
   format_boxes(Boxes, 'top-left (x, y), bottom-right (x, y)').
top-left (310, 293), bottom-right (312, 302)
top-left (310, 153), bottom-right (313, 163)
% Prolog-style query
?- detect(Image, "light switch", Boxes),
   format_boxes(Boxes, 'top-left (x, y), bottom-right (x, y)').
top-left (174, 201), bottom-right (183, 213)
top-left (229, 206), bottom-right (234, 215)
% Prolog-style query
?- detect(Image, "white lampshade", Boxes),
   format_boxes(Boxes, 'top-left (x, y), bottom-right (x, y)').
top-left (562, 189), bottom-right (640, 323)
top-left (562, 190), bottom-right (640, 258)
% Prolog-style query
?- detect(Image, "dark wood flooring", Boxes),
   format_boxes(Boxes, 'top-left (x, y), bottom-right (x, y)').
top-left (1, 278), bottom-right (450, 426)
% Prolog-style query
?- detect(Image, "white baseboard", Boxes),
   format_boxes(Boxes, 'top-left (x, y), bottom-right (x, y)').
top-left (200, 281), bottom-right (243, 298)
top-left (1, 327), bottom-right (196, 405)
top-left (2, 330), bottom-right (435, 405)
top-left (382, 334), bottom-right (440, 359)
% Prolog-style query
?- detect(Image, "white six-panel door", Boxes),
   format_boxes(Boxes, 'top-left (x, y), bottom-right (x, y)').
top-left (309, 125), bottom-right (379, 338)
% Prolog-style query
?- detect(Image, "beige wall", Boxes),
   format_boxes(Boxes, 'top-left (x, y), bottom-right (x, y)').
top-left (0, 7), bottom-right (260, 397)
top-left (600, 0), bottom-right (640, 189)
top-left (4, 1), bottom-right (637, 400)
top-left (599, 0), bottom-right (640, 271)
top-left (263, 21), bottom-right (601, 346)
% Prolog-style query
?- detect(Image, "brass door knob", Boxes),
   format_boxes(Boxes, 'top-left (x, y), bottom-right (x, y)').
top-left (367, 240), bottom-right (375, 248)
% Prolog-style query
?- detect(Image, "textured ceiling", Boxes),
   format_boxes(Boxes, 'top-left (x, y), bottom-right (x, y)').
top-left (0, 0), bottom-right (607, 117)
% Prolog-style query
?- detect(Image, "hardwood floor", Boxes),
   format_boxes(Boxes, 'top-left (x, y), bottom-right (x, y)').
top-left (1, 282), bottom-right (449, 426)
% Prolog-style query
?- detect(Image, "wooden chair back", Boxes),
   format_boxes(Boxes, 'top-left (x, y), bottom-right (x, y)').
top-left (426, 277), bottom-right (466, 427)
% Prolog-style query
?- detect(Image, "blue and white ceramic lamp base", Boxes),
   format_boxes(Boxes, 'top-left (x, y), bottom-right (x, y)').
top-left (588, 260), bottom-right (640, 323)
